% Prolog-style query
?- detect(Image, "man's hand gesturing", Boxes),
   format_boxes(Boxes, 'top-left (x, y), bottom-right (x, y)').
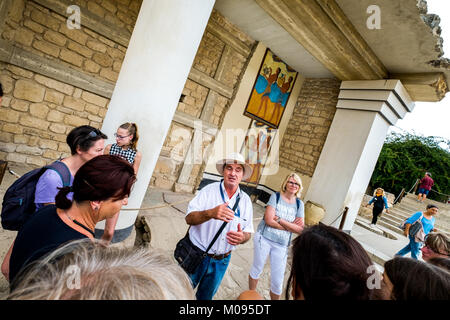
top-left (210, 202), bottom-right (235, 223)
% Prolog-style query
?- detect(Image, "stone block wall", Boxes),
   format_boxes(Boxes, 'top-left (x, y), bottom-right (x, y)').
top-left (0, 0), bottom-right (140, 166)
top-left (279, 78), bottom-right (341, 177)
top-left (1, 0), bottom-right (135, 83)
top-left (0, 1), bottom-right (256, 193)
top-left (0, 62), bottom-right (109, 167)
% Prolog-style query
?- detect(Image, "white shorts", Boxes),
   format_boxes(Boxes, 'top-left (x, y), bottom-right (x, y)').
top-left (249, 231), bottom-right (288, 295)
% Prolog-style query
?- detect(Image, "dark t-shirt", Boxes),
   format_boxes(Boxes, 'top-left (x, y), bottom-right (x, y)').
top-left (9, 205), bottom-right (88, 284)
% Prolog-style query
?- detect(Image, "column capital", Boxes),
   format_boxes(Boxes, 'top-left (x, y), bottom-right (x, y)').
top-left (337, 79), bottom-right (415, 125)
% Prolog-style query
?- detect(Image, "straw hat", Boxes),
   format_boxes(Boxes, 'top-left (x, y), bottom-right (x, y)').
top-left (216, 153), bottom-right (253, 181)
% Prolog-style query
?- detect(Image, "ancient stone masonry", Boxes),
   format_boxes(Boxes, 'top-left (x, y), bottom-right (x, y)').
top-left (0, 1), bottom-right (256, 194)
top-left (0, 0), bottom-right (142, 166)
top-left (279, 78), bottom-right (341, 177)
top-left (0, 0), bottom-right (137, 83)
top-left (0, 62), bottom-right (109, 167)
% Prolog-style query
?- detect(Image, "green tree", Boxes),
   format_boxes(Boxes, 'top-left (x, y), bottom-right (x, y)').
top-left (369, 132), bottom-right (450, 202)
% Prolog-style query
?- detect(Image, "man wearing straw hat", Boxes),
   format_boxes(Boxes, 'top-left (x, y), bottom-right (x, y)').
top-left (185, 153), bottom-right (254, 300)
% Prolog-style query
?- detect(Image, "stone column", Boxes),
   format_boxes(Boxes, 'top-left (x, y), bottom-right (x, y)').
top-left (95, 0), bottom-right (215, 241)
top-left (304, 80), bottom-right (414, 231)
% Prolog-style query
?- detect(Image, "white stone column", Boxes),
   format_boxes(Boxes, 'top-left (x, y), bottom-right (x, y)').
top-left (304, 80), bottom-right (414, 231)
top-left (96, 0), bottom-right (215, 240)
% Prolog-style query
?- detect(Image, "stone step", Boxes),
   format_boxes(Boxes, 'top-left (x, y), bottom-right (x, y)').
top-left (380, 213), bottom-right (403, 224)
top-left (387, 209), bottom-right (450, 233)
top-left (376, 220), bottom-right (406, 237)
top-left (378, 212), bottom-right (450, 237)
top-left (353, 218), bottom-right (394, 266)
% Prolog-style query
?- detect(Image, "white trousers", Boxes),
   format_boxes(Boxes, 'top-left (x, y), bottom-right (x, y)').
top-left (249, 231), bottom-right (288, 295)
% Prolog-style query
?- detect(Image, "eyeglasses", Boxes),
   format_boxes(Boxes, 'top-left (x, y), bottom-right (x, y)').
top-left (287, 181), bottom-right (300, 187)
top-left (114, 133), bottom-right (131, 139)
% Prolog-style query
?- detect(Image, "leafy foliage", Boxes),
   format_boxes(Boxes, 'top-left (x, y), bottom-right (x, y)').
top-left (369, 132), bottom-right (450, 202)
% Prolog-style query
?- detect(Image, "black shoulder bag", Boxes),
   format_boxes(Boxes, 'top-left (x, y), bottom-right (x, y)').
top-left (174, 193), bottom-right (241, 274)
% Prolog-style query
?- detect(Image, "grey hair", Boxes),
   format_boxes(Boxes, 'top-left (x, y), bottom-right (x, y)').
top-left (8, 239), bottom-right (195, 300)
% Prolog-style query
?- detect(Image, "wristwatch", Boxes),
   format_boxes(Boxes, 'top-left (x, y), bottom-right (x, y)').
top-left (276, 216), bottom-right (281, 223)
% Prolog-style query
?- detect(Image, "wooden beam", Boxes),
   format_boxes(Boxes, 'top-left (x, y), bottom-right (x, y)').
top-left (390, 73), bottom-right (449, 102)
top-left (189, 68), bottom-right (234, 99)
top-left (205, 19), bottom-right (252, 57)
top-left (254, 0), bottom-right (386, 80)
top-left (316, 0), bottom-right (387, 79)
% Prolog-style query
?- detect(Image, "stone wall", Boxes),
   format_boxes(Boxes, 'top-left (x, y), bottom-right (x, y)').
top-left (0, 0), bottom-right (140, 166)
top-left (279, 78), bottom-right (341, 177)
top-left (1, 0), bottom-right (137, 83)
top-left (0, 1), bottom-right (256, 193)
top-left (0, 63), bottom-right (108, 167)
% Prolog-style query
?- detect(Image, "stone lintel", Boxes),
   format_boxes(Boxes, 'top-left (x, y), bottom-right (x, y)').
top-left (254, 0), bottom-right (386, 80)
top-left (390, 73), bottom-right (449, 102)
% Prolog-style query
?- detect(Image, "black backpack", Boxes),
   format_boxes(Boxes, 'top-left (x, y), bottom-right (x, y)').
top-left (1, 161), bottom-right (71, 231)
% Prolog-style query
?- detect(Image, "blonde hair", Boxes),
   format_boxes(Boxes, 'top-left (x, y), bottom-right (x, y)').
top-left (281, 172), bottom-right (303, 197)
top-left (373, 188), bottom-right (385, 196)
top-left (425, 232), bottom-right (450, 256)
top-left (119, 122), bottom-right (139, 150)
top-left (8, 239), bottom-right (195, 300)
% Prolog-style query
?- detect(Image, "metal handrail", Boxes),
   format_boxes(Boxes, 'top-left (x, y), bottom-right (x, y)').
top-left (393, 188), bottom-right (405, 205)
top-left (329, 206), bottom-right (349, 227)
top-left (407, 179), bottom-right (420, 194)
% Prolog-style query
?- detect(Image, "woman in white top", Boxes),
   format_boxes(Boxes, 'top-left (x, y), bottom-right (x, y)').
top-left (248, 173), bottom-right (305, 300)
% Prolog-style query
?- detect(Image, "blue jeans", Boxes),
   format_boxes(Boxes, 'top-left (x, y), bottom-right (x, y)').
top-left (188, 254), bottom-right (231, 300)
top-left (396, 236), bottom-right (422, 260)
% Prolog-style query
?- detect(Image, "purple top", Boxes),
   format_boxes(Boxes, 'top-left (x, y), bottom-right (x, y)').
top-left (34, 168), bottom-right (74, 210)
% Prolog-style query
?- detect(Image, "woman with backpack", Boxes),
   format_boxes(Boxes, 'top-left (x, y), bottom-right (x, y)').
top-left (365, 187), bottom-right (390, 227)
top-left (1, 125), bottom-right (107, 281)
top-left (8, 155), bottom-right (136, 286)
top-left (97, 122), bottom-right (142, 245)
top-left (248, 172), bottom-right (304, 300)
top-left (395, 204), bottom-right (438, 260)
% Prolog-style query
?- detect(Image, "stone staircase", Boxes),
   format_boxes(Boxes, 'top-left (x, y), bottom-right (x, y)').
top-left (375, 193), bottom-right (450, 238)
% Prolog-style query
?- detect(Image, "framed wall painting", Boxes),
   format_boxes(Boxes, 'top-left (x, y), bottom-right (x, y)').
top-left (243, 48), bottom-right (298, 128)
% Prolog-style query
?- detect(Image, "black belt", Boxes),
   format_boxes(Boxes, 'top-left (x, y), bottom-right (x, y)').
top-left (207, 251), bottom-right (231, 260)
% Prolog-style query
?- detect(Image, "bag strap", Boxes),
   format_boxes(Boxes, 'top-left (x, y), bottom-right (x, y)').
top-left (45, 161), bottom-right (71, 187)
top-left (205, 193), bottom-right (241, 254)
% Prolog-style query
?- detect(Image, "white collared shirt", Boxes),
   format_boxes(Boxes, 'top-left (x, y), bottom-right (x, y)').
top-left (186, 181), bottom-right (254, 255)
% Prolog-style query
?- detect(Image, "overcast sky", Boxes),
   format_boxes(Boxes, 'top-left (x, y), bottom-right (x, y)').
top-left (389, 0), bottom-right (450, 141)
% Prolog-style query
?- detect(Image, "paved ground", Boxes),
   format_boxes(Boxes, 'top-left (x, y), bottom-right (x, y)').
top-left (0, 163), bottom-right (417, 300)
